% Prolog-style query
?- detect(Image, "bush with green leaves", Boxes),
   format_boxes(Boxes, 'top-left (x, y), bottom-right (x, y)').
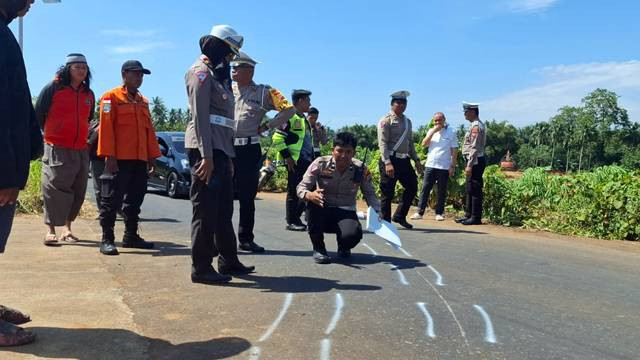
top-left (17, 161), bottom-right (43, 214)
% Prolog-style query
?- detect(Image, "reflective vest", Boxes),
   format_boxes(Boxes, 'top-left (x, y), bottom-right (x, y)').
top-left (272, 113), bottom-right (313, 162)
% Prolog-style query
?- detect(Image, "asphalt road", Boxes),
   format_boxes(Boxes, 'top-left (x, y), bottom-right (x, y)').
top-left (64, 190), bottom-right (640, 359)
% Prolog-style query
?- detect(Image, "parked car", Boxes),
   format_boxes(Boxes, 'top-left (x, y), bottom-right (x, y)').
top-left (148, 132), bottom-right (191, 198)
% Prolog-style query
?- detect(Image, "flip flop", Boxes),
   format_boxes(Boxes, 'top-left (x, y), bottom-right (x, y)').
top-left (60, 233), bottom-right (79, 243)
top-left (0, 320), bottom-right (36, 347)
top-left (0, 306), bottom-right (31, 325)
top-left (43, 233), bottom-right (58, 246)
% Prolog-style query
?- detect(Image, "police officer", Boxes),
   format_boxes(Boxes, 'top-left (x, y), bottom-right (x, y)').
top-left (272, 89), bottom-right (315, 231)
top-left (97, 60), bottom-right (161, 255)
top-left (377, 91), bottom-right (424, 229)
top-left (230, 51), bottom-right (295, 253)
top-left (455, 102), bottom-right (486, 225)
top-left (307, 107), bottom-right (327, 158)
top-left (185, 25), bottom-right (255, 285)
top-left (297, 132), bottom-right (380, 264)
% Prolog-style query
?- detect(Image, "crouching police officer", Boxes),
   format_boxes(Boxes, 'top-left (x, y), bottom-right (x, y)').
top-left (97, 60), bottom-right (161, 255)
top-left (185, 25), bottom-right (255, 285)
top-left (297, 132), bottom-right (381, 264)
top-left (377, 91), bottom-right (424, 229)
top-left (231, 51), bottom-right (295, 253)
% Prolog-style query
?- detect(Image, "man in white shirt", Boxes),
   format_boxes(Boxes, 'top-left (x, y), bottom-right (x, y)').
top-left (411, 112), bottom-right (458, 221)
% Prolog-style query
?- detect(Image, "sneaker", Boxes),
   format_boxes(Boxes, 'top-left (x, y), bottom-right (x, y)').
top-left (410, 212), bottom-right (423, 220)
top-left (435, 214), bottom-right (445, 221)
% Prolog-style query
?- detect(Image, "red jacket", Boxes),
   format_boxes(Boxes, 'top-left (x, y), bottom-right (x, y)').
top-left (35, 80), bottom-right (95, 150)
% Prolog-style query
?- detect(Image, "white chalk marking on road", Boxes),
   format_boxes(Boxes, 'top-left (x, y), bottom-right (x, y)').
top-left (362, 243), bottom-right (378, 256)
top-left (320, 338), bottom-right (332, 360)
top-left (389, 265), bottom-right (409, 285)
top-left (416, 270), bottom-right (469, 348)
top-left (385, 242), bottom-right (413, 257)
top-left (416, 302), bottom-right (436, 338)
top-left (258, 293), bottom-right (293, 342)
top-left (428, 265), bottom-right (445, 286)
top-left (248, 346), bottom-right (261, 360)
top-left (325, 293), bottom-right (344, 335)
top-left (473, 304), bottom-right (497, 344)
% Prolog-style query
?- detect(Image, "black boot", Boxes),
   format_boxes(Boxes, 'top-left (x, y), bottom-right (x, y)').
top-left (239, 241), bottom-right (265, 253)
top-left (191, 267), bottom-right (232, 284)
top-left (122, 233), bottom-right (154, 249)
top-left (310, 234), bottom-right (331, 264)
top-left (218, 258), bottom-right (255, 275)
top-left (337, 247), bottom-right (351, 259)
top-left (461, 217), bottom-right (482, 225)
top-left (392, 218), bottom-right (413, 229)
top-left (100, 239), bottom-right (119, 255)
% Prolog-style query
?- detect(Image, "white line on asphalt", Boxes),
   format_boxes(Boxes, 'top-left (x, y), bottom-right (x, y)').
top-left (320, 338), bottom-right (331, 360)
top-left (325, 293), bottom-right (344, 335)
top-left (416, 270), bottom-right (470, 349)
top-left (362, 243), bottom-right (378, 256)
top-left (385, 242), bottom-right (413, 257)
top-left (258, 293), bottom-right (294, 342)
top-left (428, 265), bottom-right (445, 286)
top-left (248, 346), bottom-right (261, 360)
top-left (389, 265), bottom-right (409, 285)
top-left (416, 302), bottom-right (436, 338)
top-left (473, 305), bottom-right (497, 344)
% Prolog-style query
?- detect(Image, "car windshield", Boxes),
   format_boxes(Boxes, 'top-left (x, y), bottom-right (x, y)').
top-left (171, 136), bottom-right (185, 154)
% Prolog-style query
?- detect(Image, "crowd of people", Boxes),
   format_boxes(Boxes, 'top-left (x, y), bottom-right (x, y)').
top-left (0, 0), bottom-right (487, 347)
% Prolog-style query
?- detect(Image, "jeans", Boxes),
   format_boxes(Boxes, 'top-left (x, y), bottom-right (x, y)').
top-left (417, 167), bottom-right (449, 215)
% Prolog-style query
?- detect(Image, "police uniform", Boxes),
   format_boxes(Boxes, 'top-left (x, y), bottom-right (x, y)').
top-left (272, 89), bottom-right (315, 230)
top-left (97, 61), bottom-right (161, 255)
top-left (185, 53), bottom-right (251, 278)
top-left (297, 155), bottom-right (380, 263)
top-left (231, 52), bottom-right (295, 251)
top-left (458, 102), bottom-right (486, 225)
top-left (377, 91), bottom-right (420, 226)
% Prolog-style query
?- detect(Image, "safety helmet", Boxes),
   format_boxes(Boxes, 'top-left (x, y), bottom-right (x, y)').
top-left (210, 25), bottom-right (244, 55)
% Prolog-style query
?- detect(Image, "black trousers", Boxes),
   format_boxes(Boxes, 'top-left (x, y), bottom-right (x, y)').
top-left (379, 157), bottom-right (418, 222)
top-left (464, 156), bottom-right (486, 219)
top-left (232, 143), bottom-right (261, 244)
top-left (286, 158), bottom-right (311, 225)
top-left (189, 149), bottom-right (240, 273)
top-left (91, 158), bottom-right (105, 209)
top-left (306, 203), bottom-right (362, 251)
top-left (417, 167), bottom-right (449, 215)
top-left (99, 160), bottom-right (148, 241)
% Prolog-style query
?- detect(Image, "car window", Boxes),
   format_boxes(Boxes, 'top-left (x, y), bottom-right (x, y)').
top-left (172, 140), bottom-right (185, 154)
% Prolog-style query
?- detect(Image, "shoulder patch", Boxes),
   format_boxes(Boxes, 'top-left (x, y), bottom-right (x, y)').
top-left (196, 71), bottom-right (209, 84)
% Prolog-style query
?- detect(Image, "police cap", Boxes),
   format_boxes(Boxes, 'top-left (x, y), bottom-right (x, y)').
top-left (231, 51), bottom-right (259, 67)
top-left (462, 101), bottom-right (480, 111)
top-left (390, 90), bottom-right (410, 101)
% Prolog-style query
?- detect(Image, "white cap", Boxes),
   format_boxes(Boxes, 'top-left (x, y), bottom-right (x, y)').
top-left (210, 25), bottom-right (244, 55)
top-left (462, 101), bottom-right (480, 111)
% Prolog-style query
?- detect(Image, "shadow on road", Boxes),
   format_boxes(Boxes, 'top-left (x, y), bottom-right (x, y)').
top-left (5, 327), bottom-right (250, 360)
top-left (139, 217), bottom-right (182, 223)
top-left (227, 274), bottom-right (382, 293)
top-left (262, 249), bottom-right (427, 270)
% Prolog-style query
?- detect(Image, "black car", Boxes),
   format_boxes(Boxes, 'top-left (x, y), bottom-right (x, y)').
top-left (148, 132), bottom-right (191, 198)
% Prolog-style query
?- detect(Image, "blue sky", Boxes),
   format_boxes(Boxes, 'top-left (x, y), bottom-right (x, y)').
top-left (12, 0), bottom-right (640, 130)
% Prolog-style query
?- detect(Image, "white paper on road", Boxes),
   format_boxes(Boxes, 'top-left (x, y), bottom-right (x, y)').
top-left (365, 207), bottom-right (402, 248)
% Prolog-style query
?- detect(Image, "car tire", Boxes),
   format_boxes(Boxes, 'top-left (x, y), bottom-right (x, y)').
top-left (166, 171), bottom-right (179, 198)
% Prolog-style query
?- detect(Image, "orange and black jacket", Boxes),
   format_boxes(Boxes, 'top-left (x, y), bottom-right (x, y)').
top-left (35, 80), bottom-right (95, 150)
top-left (97, 86), bottom-right (161, 161)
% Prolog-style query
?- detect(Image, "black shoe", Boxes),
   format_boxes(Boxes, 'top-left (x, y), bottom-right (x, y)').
top-left (100, 240), bottom-right (119, 255)
top-left (218, 262), bottom-right (256, 275)
top-left (313, 251), bottom-right (331, 264)
top-left (122, 234), bottom-right (154, 249)
top-left (239, 241), bottom-right (265, 253)
top-left (286, 223), bottom-right (307, 231)
top-left (392, 218), bottom-right (413, 229)
top-left (461, 217), bottom-right (482, 225)
top-left (191, 271), bottom-right (232, 284)
top-left (337, 248), bottom-right (351, 259)
top-left (454, 216), bottom-right (470, 224)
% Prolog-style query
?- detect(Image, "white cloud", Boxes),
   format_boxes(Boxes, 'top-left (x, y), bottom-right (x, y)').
top-left (101, 29), bottom-right (158, 38)
top-left (107, 41), bottom-right (173, 54)
top-left (482, 61), bottom-right (640, 126)
top-left (507, 0), bottom-right (560, 13)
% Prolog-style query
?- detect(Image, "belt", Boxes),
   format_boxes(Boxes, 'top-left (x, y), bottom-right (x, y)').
top-left (209, 114), bottom-right (236, 129)
top-left (234, 136), bottom-right (261, 146)
top-left (313, 147), bottom-right (321, 152)
top-left (390, 151), bottom-right (409, 159)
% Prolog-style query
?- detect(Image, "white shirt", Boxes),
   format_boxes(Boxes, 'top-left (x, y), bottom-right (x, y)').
top-left (425, 126), bottom-right (458, 170)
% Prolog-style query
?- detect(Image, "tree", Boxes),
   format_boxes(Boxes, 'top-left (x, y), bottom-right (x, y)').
top-left (151, 96), bottom-right (168, 129)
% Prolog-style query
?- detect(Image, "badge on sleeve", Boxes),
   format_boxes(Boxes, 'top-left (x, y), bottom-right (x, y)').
top-left (196, 71), bottom-right (208, 84)
top-left (102, 99), bottom-right (111, 113)
top-left (269, 88), bottom-right (292, 111)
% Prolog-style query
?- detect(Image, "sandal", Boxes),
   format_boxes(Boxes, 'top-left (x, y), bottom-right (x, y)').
top-left (43, 233), bottom-right (58, 246)
top-left (0, 305), bottom-right (31, 325)
top-left (60, 233), bottom-right (79, 243)
top-left (0, 319), bottom-right (36, 347)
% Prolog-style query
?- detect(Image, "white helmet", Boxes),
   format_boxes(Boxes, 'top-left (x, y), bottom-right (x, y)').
top-left (210, 25), bottom-right (244, 55)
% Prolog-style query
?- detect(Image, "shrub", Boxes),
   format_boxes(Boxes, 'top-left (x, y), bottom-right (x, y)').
top-left (17, 160), bottom-right (43, 214)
